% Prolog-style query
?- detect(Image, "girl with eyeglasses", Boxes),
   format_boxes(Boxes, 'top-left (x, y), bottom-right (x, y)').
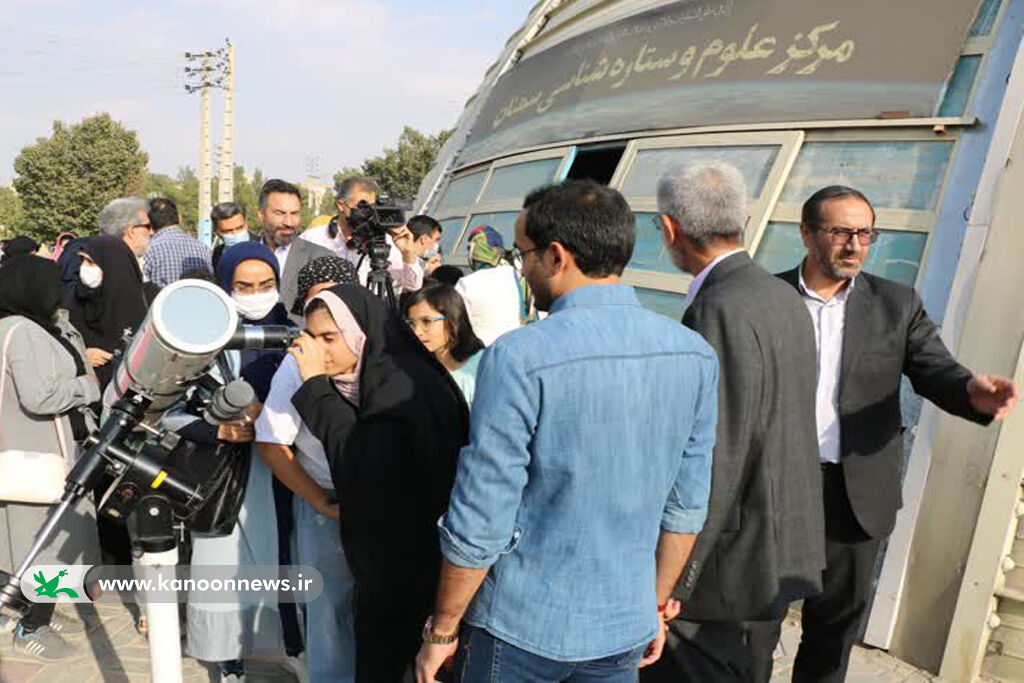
top-left (402, 282), bottom-right (485, 404)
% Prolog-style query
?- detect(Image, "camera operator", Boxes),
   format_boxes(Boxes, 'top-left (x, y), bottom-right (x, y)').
top-left (406, 214), bottom-right (443, 277)
top-left (300, 176), bottom-right (424, 293)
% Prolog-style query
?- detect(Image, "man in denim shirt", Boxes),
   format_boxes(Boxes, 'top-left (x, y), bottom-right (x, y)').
top-left (415, 180), bottom-right (719, 683)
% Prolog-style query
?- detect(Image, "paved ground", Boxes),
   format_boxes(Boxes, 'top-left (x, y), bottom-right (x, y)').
top-left (0, 603), bottom-right (932, 682)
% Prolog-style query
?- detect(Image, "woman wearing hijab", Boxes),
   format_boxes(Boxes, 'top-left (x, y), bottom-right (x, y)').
top-left (454, 225), bottom-right (538, 346)
top-left (0, 255), bottom-right (100, 661)
top-left (0, 236), bottom-right (40, 263)
top-left (402, 282), bottom-right (485, 404)
top-left (289, 284), bottom-right (469, 682)
top-left (184, 242), bottom-right (301, 681)
top-left (65, 235), bottom-right (151, 392)
top-left (255, 255), bottom-right (360, 682)
top-left (63, 235), bottom-right (152, 573)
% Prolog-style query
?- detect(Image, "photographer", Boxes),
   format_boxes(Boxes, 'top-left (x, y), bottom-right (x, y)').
top-left (300, 176), bottom-right (424, 292)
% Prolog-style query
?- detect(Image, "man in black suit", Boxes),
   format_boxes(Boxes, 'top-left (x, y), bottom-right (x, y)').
top-left (775, 185), bottom-right (1019, 682)
top-left (642, 162), bottom-right (825, 682)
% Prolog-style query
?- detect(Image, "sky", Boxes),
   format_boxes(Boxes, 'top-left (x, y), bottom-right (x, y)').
top-left (0, 0), bottom-right (535, 186)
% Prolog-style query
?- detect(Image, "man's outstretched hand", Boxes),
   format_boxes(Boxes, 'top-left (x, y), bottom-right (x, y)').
top-left (968, 374), bottom-right (1020, 420)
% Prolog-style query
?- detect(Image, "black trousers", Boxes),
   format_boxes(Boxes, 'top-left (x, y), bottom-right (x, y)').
top-left (641, 618), bottom-right (781, 683)
top-left (790, 463), bottom-right (882, 683)
top-left (354, 592), bottom-right (427, 683)
top-left (272, 478), bottom-right (304, 657)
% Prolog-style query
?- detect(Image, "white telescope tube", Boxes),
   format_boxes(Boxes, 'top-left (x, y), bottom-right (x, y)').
top-left (109, 279), bottom-right (238, 420)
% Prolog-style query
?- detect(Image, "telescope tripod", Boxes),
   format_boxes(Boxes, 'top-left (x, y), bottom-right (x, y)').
top-left (0, 392), bottom-right (197, 683)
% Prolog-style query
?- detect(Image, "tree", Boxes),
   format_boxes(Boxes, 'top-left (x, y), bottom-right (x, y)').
top-left (332, 127), bottom-right (452, 202)
top-left (13, 113), bottom-right (148, 242)
top-left (0, 187), bottom-right (24, 238)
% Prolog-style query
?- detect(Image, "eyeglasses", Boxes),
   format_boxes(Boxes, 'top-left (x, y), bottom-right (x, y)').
top-left (816, 226), bottom-right (879, 246)
top-left (509, 245), bottom-right (544, 264)
top-left (405, 316), bottom-right (446, 331)
top-left (233, 280), bottom-right (277, 295)
top-left (651, 215), bottom-right (665, 232)
top-left (130, 222), bottom-right (153, 233)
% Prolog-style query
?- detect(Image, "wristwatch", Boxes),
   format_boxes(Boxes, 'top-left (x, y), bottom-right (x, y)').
top-left (422, 616), bottom-right (458, 645)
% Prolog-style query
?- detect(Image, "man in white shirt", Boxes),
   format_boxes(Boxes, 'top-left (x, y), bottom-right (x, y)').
top-left (256, 353), bottom-right (356, 683)
top-left (300, 175), bottom-right (423, 292)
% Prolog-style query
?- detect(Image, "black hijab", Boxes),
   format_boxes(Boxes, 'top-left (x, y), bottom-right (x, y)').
top-left (296, 284), bottom-right (469, 604)
top-left (67, 235), bottom-right (150, 389)
top-left (1, 236), bottom-right (39, 262)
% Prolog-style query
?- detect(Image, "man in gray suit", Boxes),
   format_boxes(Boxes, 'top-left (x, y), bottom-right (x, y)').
top-left (256, 179), bottom-right (333, 324)
top-left (641, 162), bottom-right (824, 683)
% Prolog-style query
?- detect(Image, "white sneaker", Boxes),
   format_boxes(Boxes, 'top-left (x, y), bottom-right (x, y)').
top-left (220, 673), bottom-right (246, 683)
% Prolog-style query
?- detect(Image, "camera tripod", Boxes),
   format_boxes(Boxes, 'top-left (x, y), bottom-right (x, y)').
top-left (360, 234), bottom-right (399, 312)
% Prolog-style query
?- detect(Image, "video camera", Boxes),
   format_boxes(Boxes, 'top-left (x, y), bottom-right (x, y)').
top-left (0, 280), bottom-right (299, 619)
top-left (347, 196), bottom-right (409, 255)
top-left (347, 197), bottom-right (411, 310)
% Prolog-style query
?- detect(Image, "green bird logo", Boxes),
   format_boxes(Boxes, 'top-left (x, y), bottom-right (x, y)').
top-left (32, 569), bottom-right (79, 599)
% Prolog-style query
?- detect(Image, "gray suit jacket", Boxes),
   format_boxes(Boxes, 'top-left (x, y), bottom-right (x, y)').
top-left (675, 252), bottom-right (825, 621)
top-left (275, 238), bottom-right (333, 325)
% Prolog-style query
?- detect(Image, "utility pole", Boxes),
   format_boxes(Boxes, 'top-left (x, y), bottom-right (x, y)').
top-left (218, 40), bottom-right (235, 204)
top-left (185, 41), bottom-right (230, 246)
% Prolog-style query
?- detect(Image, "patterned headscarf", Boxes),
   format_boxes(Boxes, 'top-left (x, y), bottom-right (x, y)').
top-left (292, 256), bottom-right (359, 314)
top-left (467, 225), bottom-right (505, 271)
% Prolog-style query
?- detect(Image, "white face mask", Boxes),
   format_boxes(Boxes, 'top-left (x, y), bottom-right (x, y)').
top-left (231, 290), bottom-right (278, 321)
top-left (422, 245), bottom-right (440, 259)
top-left (79, 264), bottom-right (103, 289)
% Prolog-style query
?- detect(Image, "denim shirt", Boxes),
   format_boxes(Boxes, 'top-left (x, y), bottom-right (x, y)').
top-left (439, 284), bottom-right (718, 662)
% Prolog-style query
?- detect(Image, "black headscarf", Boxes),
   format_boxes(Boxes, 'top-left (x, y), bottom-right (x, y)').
top-left (290, 255), bottom-right (358, 315)
top-left (1, 236), bottom-right (39, 262)
top-left (66, 235), bottom-right (151, 390)
top-left (293, 284), bottom-right (469, 607)
top-left (0, 255), bottom-right (90, 436)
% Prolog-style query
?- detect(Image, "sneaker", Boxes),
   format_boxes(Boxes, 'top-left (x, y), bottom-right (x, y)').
top-left (12, 625), bottom-right (80, 661)
top-left (219, 675), bottom-right (246, 683)
top-left (48, 610), bottom-right (86, 636)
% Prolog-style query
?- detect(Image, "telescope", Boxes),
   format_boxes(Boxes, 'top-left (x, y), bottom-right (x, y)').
top-left (0, 279), bottom-right (298, 683)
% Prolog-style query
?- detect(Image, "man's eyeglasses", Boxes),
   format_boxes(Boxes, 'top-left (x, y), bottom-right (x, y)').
top-left (405, 316), bottom-right (446, 331)
top-left (130, 222), bottom-right (153, 233)
top-left (509, 245), bottom-right (544, 264)
top-left (651, 215), bottom-right (665, 232)
top-left (816, 226), bottom-right (879, 246)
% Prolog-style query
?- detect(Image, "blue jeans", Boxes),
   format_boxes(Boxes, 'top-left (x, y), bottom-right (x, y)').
top-left (455, 625), bottom-right (646, 682)
top-left (293, 492), bottom-right (356, 683)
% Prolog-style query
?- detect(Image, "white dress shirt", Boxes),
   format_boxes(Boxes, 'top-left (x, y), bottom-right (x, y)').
top-left (686, 248), bottom-right (747, 303)
top-left (273, 243), bottom-right (291, 274)
top-left (255, 355), bottom-right (334, 490)
top-left (300, 222), bottom-right (423, 292)
top-left (797, 266), bottom-right (855, 464)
